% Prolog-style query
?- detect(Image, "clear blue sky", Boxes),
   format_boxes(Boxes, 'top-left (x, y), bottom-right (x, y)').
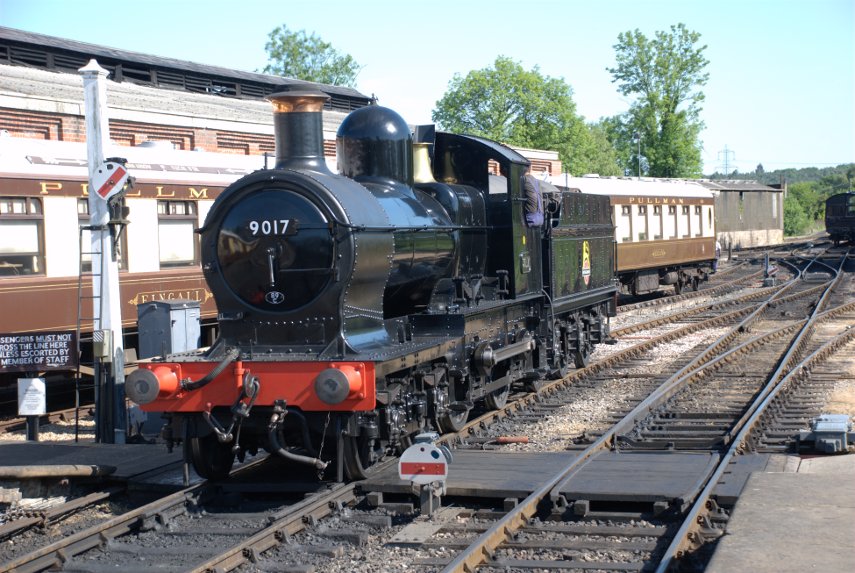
top-left (2, 0), bottom-right (853, 174)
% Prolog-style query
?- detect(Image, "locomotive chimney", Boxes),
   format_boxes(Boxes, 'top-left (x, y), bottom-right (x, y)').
top-left (267, 90), bottom-right (331, 173)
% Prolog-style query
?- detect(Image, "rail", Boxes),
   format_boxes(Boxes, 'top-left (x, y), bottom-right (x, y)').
top-left (655, 248), bottom-right (851, 571)
top-left (439, 249), bottom-right (836, 572)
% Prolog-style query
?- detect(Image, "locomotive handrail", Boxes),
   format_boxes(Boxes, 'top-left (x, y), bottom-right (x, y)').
top-left (332, 221), bottom-right (489, 232)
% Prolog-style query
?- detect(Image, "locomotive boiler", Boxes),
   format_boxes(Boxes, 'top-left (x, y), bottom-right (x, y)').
top-left (126, 91), bottom-right (617, 480)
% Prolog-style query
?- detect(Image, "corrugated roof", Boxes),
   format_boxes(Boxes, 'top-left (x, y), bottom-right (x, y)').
top-left (0, 26), bottom-right (370, 110)
top-left (696, 180), bottom-right (783, 192)
top-left (0, 63), bottom-right (348, 136)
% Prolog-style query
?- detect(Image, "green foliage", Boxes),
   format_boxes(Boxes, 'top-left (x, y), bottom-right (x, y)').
top-left (578, 122), bottom-right (621, 177)
top-left (263, 25), bottom-right (360, 87)
top-left (433, 56), bottom-right (620, 176)
top-left (607, 23), bottom-right (709, 178)
top-left (783, 194), bottom-right (811, 235)
top-left (783, 181), bottom-right (831, 236)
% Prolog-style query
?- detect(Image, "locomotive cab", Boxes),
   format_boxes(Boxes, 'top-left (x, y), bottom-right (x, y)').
top-left (432, 133), bottom-right (544, 299)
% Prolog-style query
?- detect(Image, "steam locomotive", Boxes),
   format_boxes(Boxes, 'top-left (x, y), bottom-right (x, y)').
top-left (126, 91), bottom-right (617, 480)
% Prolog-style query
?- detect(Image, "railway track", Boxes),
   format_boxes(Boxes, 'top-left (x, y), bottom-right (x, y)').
top-left (0, 406), bottom-right (93, 436)
top-left (2, 249), bottom-right (851, 573)
top-left (433, 248), bottom-right (851, 573)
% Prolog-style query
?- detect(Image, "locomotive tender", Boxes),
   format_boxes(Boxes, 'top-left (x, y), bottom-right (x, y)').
top-left (126, 91), bottom-right (617, 479)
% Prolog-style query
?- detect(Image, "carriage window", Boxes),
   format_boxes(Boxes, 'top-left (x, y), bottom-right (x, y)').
top-left (158, 200), bottom-right (198, 267)
top-left (694, 205), bottom-right (703, 237)
top-left (0, 197), bottom-right (44, 276)
top-left (78, 199), bottom-right (128, 271)
top-left (652, 205), bottom-right (663, 239)
top-left (636, 205), bottom-right (648, 241)
top-left (618, 205), bottom-right (632, 242)
top-left (680, 205), bottom-right (691, 238)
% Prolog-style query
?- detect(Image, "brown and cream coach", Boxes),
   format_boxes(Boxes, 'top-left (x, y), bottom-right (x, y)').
top-left (546, 175), bottom-right (717, 295)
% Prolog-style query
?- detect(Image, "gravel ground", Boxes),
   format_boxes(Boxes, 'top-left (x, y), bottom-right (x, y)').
top-left (2, 416), bottom-right (96, 443)
top-left (1, 500), bottom-right (126, 563)
top-left (477, 326), bottom-right (732, 453)
top-left (822, 346), bottom-right (855, 418)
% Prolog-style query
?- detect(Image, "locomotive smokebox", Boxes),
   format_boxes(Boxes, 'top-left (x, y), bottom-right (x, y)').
top-left (337, 105), bottom-right (414, 186)
top-left (268, 90), bottom-right (331, 173)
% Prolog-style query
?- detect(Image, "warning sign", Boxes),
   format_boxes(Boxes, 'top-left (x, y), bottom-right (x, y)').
top-left (0, 331), bottom-right (78, 372)
top-left (18, 377), bottom-right (46, 416)
top-left (399, 442), bottom-right (449, 485)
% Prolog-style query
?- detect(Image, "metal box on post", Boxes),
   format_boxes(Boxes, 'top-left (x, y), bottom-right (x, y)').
top-left (137, 300), bottom-right (201, 359)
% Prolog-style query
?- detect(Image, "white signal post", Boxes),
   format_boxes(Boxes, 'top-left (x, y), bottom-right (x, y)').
top-left (80, 59), bottom-right (127, 444)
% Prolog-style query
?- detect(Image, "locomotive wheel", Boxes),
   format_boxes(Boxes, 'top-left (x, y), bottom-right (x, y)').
top-left (484, 385), bottom-right (510, 410)
top-left (573, 335), bottom-right (592, 368)
top-left (548, 356), bottom-right (570, 380)
top-left (692, 276), bottom-right (700, 291)
top-left (573, 348), bottom-right (590, 369)
top-left (674, 278), bottom-right (683, 295)
top-left (548, 321), bottom-right (570, 380)
top-left (437, 407), bottom-right (470, 433)
top-left (524, 377), bottom-right (545, 392)
top-left (342, 436), bottom-right (368, 480)
top-left (186, 434), bottom-right (235, 481)
top-left (572, 324), bottom-right (592, 369)
top-left (342, 435), bottom-right (385, 480)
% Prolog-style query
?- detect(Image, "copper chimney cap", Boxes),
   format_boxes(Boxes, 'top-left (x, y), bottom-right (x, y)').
top-left (267, 90), bottom-right (330, 113)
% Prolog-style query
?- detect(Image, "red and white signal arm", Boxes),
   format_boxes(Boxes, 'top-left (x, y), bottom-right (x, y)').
top-left (92, 160), bottom-right (130, 202)
top-left (398, 442), bottom-right (449, 485)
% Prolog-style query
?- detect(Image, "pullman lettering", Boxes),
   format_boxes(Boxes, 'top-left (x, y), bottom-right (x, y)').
top-left (21, 179), bottom-right (220, 200)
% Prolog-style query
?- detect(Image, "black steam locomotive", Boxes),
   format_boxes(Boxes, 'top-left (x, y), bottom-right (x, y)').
top-left (127, 91), bottom-right (617, 480)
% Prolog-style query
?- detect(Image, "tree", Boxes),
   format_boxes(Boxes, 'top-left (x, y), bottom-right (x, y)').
top-left (263, 25), bottom-right (360, 87)
top-left (433, 56), bottom-right (620, 176)
top-left (783, 194), bottom-right (811, 236)
top-left (607, 23), bottom-right (709, 178)
top-left (784, 181), bottom-right (825, 235)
